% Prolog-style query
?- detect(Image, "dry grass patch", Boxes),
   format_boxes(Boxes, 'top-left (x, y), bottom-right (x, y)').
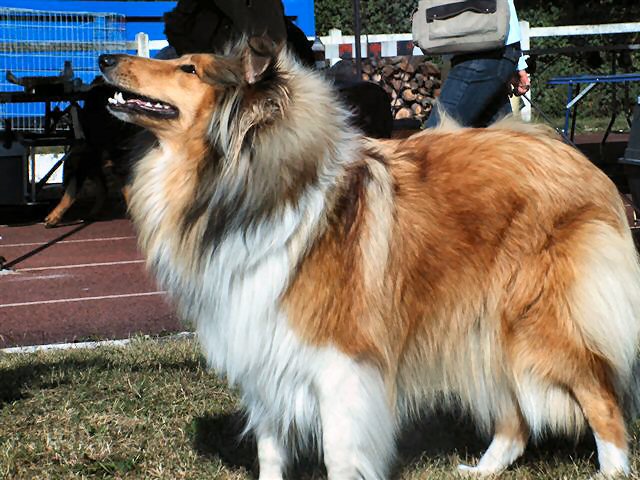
top-left (1, 337), bottom-right (639, 479)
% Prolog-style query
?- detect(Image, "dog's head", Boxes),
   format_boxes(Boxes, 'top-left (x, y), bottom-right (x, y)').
top-left (98, 37), bottom-right (284, 140)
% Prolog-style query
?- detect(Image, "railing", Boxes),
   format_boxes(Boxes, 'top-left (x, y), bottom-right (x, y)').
top-left (126, 30), bottom-right (423, 60)
top-left (129, 22), bottom-right (640, 60)
top-left (518, 21), bottom-right (640, 121)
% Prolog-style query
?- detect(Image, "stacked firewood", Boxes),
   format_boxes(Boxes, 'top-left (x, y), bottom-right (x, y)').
top-left (361, 56), bottom-right (442, 123)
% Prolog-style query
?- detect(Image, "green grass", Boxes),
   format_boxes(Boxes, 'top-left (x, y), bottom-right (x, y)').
top-left (1, 337), bottom-right (639, 479)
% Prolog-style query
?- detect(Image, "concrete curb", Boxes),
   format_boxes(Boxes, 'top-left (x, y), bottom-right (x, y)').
top-left (1, 331), bottom-right (195, 354)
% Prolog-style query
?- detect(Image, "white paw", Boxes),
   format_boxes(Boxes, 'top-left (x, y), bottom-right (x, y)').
top-left (258, 475), bottom-right (284, 480)
top-left (258, 467), bottom-right (284, 480)
top-left (457, 464), bottom-right (498, 477)
top-left (590, 469), bottom-right (630, 479)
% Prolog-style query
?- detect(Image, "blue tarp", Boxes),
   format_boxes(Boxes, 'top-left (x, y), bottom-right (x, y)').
top-left (0, 7), bottom-right (128, 130)
top-left (0, 0), bottom-right (316, 39)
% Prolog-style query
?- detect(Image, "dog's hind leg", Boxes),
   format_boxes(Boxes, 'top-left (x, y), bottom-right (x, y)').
top-left (553, 221), bottom-right (639, 476)
top-left (315, 350), bottom-right (395, 480)
top-left (458, 407), bottom-right (529, 477)
top-left (121, 184), bottom-right (131, 209)
top-left (87, 172), bottom-right (108, 219)
top-left (508, 219), bottom-right (640, 477)
top-left (571, 367), bottom-right (629, 477)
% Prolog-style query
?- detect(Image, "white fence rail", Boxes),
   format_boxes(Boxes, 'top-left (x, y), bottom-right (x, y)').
top-left (128, 21), bottom-right (640, 60)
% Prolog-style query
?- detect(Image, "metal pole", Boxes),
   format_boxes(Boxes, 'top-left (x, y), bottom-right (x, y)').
top-left (353, 0), bottom-right (362, 80)
top-left (30, 148), bottom-right (36, 203)
top-left (519, 20), bottom-right (532, 122)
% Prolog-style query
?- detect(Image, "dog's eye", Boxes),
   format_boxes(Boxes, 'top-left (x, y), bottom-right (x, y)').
top-left (179, 64), bottom-right (197, 74)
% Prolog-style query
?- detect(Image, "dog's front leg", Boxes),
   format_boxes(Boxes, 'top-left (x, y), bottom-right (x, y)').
top-left (316, 350), bottom-right (396, 480)
top-left (256, 426), bottom-right (288, 480)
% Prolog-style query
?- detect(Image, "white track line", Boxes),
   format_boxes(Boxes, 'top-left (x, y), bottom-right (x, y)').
top-left (1, 331), bottom-right (194, 354)
top-left (15, 259), bottom-right (145, 272)
top-left (1, 235), bottom-right (136, 248)
top-left (5, 273), bottom-right (71, 282)
top-left (0, 291), bottom-right (167, 308)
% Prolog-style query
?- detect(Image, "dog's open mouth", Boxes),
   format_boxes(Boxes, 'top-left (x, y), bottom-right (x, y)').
top-left (107, 90), bottom-right (178, 119)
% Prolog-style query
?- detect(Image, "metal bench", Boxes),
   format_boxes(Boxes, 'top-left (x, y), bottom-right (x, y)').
top-left (548, 72), bottom-right (640, 144)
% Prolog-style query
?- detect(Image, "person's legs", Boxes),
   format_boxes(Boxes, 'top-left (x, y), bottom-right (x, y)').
top-left (426, 56), bottom-right (515, 128)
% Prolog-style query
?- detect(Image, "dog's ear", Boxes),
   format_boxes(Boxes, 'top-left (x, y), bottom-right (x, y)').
top-left (243, 35), bottom-right (284, 85)
top-left (200, 55), bottom-right (242, 87)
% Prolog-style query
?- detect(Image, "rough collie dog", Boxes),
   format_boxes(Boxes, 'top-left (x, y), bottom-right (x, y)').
top-left (99, 40), bottom-right (640, 479)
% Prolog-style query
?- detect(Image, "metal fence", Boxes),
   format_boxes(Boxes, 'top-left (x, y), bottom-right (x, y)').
top-left (0, 7), bottom-right (126, 131)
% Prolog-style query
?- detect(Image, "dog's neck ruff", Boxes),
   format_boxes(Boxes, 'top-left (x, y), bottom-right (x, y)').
top-left (127, 53), bottom-right (362, 384)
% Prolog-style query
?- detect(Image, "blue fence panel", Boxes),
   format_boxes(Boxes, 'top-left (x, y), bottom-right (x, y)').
top-left (0, 1), bottom-right (174, 42)
top-left (0, 7), bottom-right (127, 131)
top-left (0, 1), bottom-right (316, 39)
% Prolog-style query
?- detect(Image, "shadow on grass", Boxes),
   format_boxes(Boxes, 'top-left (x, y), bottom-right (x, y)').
top-left (192, 411), bottom-right (257, 476)
top-left (0, 353), bottom-right (202, 406)
top-left (397, 410), bottom-right (485, 462)
top-left (191, 409), bottom-right (488, 478)
top-left (193, 412), bottom-right (329, 479)
top-left (0, 358), bottom-right (95, 405)
top-left (397, 411), bottom-right (598, 471)
top-left (193, 408), bottom-right (600, 479)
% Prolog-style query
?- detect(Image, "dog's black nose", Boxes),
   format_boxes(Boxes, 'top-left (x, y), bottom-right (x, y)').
top-left (99, 54), bottom-right (118, 72)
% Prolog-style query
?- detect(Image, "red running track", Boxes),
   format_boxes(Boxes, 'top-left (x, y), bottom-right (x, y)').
top-left (0, 218), bottom-right (181, 348)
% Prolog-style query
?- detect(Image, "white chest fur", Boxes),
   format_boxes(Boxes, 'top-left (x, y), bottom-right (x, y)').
top-left (130, 147), bottom-right (328, 383)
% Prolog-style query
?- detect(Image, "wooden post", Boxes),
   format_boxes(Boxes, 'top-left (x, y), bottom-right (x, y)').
top-left (353, 0), bottom-right (362, 79)
top-left (29, 148), bottom-right (36, 203)
top-left (135, 32), bottom-right (150, 58)
top-left (327, 29), bottom-right (343, 66)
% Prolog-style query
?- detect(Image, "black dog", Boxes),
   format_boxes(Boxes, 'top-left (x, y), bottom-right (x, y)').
top-left (44, 80), bottom-right (152, 227)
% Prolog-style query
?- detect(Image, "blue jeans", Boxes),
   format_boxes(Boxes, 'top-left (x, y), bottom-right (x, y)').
top-left (426, 48), bottom-right (518, 128)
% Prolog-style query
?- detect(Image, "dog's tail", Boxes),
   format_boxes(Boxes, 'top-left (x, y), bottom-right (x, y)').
top-left (491, 117), bottom-right (640, 416)
top-left (569, 218), bottom-right (640, 418)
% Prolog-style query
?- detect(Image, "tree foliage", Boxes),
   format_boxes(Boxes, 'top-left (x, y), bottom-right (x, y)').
top-left (314, 0), bottom-right (640, 120)
top-left (314, 0), bottom-right (640, 36)
top-left (314, 0), bottom-right (416, 35)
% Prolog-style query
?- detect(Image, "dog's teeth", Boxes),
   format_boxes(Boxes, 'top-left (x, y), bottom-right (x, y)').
top-left (108, 97), bottom-right (116, 104)
top-left (154, 103), bottom-right (163, 108)
top-left (115, 92), bottom-right (125, 104)
top-left (144, 102), bottom-right (153, 107)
